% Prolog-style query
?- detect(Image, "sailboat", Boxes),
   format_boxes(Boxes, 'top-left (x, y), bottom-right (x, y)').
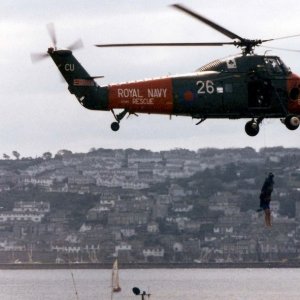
top-left (111, 259), bottom-right (121, 295)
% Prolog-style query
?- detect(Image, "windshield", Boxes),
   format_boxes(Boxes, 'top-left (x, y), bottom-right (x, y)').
top-left (264, 57), bottom-right (290, 75)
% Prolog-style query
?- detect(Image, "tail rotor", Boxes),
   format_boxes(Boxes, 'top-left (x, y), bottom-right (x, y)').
top-left (46, 23), bottom-right (57, 49)
top-left (67, 39), bottom-right (84, 51)
top-left (30, 23), bottom-right (83, 63)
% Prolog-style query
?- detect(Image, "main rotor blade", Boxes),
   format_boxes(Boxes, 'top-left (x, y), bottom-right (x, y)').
top-left (171, 3), bottom-right (244, 41)
top-left (258, 34), bottom-right (300, 51)
top-left (46, 23), bottom-right (57, 48)
top-left (95, 42), bottom-right (235, 47)
top-left (267, 33), bottom-right (300, 42)
top-left (262, 46), bottom-right (300, 53)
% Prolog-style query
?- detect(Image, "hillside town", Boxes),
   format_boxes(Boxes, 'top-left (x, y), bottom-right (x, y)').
top-left (0, 147), bottom-right (299, 265)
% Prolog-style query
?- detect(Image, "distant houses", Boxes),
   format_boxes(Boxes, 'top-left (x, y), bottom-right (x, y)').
top-left (0, 147), bottom-right (299, 263)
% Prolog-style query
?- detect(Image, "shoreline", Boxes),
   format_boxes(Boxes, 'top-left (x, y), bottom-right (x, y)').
top-left (1, 261), bottom-right (300, 270)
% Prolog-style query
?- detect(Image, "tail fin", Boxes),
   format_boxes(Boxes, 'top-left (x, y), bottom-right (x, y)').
top-left (48, 47), bottom-right (107, 110)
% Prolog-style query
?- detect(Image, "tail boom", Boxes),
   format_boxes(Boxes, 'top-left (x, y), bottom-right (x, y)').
top-left (48, 48), bottom-right (108, 111)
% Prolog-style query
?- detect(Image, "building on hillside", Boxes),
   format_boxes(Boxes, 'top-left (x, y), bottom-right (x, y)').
top-left (0, 212), bottom-right (45, 223)
top-left (142, 247), bottom-right (165, 261)
top-left (13, 201), bottom-right (50, 213)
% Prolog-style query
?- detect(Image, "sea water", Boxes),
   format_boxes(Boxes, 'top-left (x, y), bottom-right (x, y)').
top-left (0, 268), bottom-right (299, 300)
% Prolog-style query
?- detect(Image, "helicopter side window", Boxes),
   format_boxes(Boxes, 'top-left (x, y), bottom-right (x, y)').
top-left (224, 83), bottom-right (233, 93)
top-left (264, 58), bottom-right (283, 75)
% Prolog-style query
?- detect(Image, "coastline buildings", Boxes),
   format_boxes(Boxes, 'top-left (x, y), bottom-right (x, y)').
top-left (0, 147), bottom-right (299, 263)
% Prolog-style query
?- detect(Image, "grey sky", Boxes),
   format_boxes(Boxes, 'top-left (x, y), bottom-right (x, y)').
top-left (1, 0), bottom-right (300, 157)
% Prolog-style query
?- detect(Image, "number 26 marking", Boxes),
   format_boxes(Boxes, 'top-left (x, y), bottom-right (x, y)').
top-left (196, 80), bottom-right (214, 94)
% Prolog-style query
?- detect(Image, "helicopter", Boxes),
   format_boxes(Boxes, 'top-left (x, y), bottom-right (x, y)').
top-left (31, 3), bottom-right (300, 136)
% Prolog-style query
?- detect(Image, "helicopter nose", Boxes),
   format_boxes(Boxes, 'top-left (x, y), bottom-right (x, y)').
top-left (288, 73), bottom-right (300, 113)
top-left (288, 73), bottom-right (300, 99)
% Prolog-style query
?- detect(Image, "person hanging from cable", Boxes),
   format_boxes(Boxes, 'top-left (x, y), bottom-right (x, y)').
top-left (257, 172), bottom-right (274, 227)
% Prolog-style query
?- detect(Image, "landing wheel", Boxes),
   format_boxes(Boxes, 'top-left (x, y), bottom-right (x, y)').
top-left (284, 115), bottom-right (300, 130)
top-left (245, 120), bottom-right (259, 136)
top-left (111, 122), bottom-right (120, 131)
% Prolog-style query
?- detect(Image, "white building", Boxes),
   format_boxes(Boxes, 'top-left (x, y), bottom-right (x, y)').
top-left (13, 201), bottom-right (50, 213)
top-left (143, 247), bottom-right (165, 258)
top-left (147, 222), bottom-right (159, 233)
top-left (51, 245), bottom-right (81, 253)
top-left (0, 212), bottom-right (44, 223)
top-left (115, 242), bottom-right (132, 254)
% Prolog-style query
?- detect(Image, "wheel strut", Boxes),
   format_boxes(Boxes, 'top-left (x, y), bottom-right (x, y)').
top-left (196, 118), bottom-right (207, 125)
top-left (110, 109), bottom-right (128, 131)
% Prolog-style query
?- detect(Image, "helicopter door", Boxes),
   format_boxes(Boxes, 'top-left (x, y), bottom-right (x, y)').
top-left (247, 78), bottom-right (272, 109)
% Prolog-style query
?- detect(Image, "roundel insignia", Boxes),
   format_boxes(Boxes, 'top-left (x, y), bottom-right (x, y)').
top-left (183, 90), bottom-right (194, 101)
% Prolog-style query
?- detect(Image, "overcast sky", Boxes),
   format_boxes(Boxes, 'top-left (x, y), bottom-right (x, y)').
top-left (1, 0), bottom-right (300, 157)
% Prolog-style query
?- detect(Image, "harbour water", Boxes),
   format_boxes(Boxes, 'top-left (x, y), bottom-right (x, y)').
top-left (0, 268), bottom-right (300, 300)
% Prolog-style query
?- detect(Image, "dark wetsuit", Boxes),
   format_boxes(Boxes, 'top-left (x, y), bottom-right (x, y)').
top-left (259, 174), bottom-right (274, 210)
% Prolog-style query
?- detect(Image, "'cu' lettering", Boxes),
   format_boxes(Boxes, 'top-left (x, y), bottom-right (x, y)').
top-left (65, 64), bottom-right (75, 71)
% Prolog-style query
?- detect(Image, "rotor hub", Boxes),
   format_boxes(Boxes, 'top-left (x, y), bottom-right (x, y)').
top-left (47, 47), bottom-right (55, 54)
top-left (234, 39), bottom-right (263, 55)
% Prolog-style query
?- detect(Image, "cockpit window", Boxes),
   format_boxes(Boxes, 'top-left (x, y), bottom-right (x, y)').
top-left (264, 57), bottom-right (284, 75)
top-left (278, 58), bottom-right (291, 74)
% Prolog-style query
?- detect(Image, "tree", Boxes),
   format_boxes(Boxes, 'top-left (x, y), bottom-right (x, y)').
top-left (12, 151), bottom-right (20, 160)
top-left (42, 152), bottom-right (52, 160)
top-left (3, 154), bottom-right (10, 160)
top-left (55, 149), bottom-right (72, 158)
